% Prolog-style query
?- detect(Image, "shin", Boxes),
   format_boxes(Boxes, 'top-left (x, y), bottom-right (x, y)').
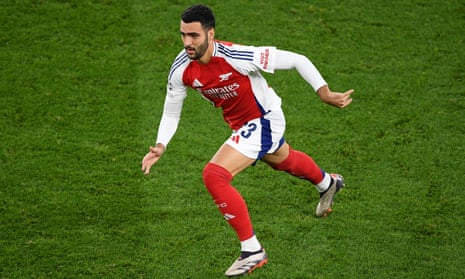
top-left (202, 162), bottom-right (254, 241)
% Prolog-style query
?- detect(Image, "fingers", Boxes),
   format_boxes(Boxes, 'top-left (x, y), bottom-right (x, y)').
top-left (341, 89), bottom-right (354, 108)
top-left (141, 146), bottom-right (164, 175)
top-left (143, 165), bottom-right (151, 175)
top-left (141, 158), bottom-right (151, 174)
top-left (142, 157), bottom-right (156, 175)
top-left (345, 89), bottom-right (354, 95)
top-left (141, 147), bottom-right (155, 175)
top-left (342, 98), bottom-right (353, 108)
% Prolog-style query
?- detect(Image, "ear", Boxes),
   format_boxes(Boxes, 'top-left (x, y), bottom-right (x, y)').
top-left (208, 28), bottom-right (215, 40)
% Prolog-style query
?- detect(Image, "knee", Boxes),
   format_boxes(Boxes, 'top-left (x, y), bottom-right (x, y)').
top-left (270, 148), bottom-right (295, 172)
top-left (202, 163), bottom-right (233, 191)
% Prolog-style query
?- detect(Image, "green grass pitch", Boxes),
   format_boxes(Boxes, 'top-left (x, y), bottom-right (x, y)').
top-left (1, 0), bottom-right (464, 278)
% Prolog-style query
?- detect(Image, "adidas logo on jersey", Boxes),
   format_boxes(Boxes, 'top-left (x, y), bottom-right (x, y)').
top-left (192, 79), bottom-right (203, 88)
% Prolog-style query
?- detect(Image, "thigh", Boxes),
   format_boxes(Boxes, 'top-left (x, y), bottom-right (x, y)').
top-left (209, 143), bottom-right (256, 177)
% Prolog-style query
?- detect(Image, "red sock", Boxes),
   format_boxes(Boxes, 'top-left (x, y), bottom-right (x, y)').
top-left (271, 147), bottom-right (324, 184)
top-left (202, 163), bottom-right (254, 241)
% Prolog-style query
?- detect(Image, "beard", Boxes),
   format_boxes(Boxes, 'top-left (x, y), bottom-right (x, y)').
top-left (185, 36), bottom-right (209, 60)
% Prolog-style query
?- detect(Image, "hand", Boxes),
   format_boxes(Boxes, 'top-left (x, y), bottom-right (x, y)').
top-left (141, 143), bottom-right (166, 175)
top-left (317, 85), bottom-right (354, 108)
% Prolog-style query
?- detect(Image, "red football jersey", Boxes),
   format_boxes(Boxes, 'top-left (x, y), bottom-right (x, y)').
top-left (167, 41), bottom-right (281, 130)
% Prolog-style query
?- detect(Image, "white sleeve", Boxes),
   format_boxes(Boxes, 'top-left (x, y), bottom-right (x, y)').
top-left (155, 86), bottom-right (186, 147)
top-left (274, 49), bottom-right (327, 92)
top-left (228, 45), bottom-right (277, 75)
top-left (252, 46), bottom-right (277, 73)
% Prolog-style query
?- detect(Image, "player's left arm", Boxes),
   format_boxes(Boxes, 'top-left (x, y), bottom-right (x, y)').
top-left (274, 49), bottom-right (354, 108)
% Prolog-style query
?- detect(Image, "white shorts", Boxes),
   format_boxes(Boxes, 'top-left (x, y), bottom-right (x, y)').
top-left (225, 108), bottom-right (286, 160)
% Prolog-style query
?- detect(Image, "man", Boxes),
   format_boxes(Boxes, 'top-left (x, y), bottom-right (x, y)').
top-left (142, 4), bottom-right (354, 277)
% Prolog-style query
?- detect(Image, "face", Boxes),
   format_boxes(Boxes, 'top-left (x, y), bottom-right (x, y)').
top-left (180, 21), bottom-right (214, 61)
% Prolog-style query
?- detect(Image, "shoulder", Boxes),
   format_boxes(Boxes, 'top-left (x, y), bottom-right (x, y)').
top-left (214, 41), bottom-right (277, 73)
top-left (214, 41), bottom-right (255, 62)
top-left (168, 50), bottom-right (191, 81)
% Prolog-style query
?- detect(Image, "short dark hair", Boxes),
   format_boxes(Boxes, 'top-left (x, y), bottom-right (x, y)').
top-left (181, 4), bottom-right (215, 29)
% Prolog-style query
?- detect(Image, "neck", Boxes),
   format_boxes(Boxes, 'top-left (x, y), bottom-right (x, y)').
top-left (197, 41), bottom-right (215, 64)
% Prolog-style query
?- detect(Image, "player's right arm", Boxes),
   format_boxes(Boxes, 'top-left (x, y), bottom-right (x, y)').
top-left (142, 86), bottom-right (187, 174)
top-left (155, 85), bottom-right (187, 147)
top-left (142, 58), bottom-right (188, 175)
